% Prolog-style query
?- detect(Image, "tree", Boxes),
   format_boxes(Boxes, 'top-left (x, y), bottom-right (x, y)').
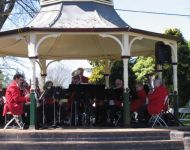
top-left (0, 0), bottom-right (39, 30)
top-left (88, 60), bottom-right (106, 84)
top-left (89, 59), bottom-right (136, 89)
top-left (132, 28), bottom-right (190, 106)
top-left (164, 28), bottom-right (190, 105)
top-left (46, 62), bottom-right (72, 88)
top-left (132, 56), bottom-right (155, 82)
top-left (0, 0), bottom-right (40, 86)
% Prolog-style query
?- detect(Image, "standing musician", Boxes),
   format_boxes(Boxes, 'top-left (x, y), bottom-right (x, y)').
top-left (71, 68), bottom-right (89, 84)
top-left (68, 68), bottom-right (89, 125)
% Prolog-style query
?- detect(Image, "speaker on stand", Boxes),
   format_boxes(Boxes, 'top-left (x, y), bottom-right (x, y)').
top-left (155, 41), bottom-right (172, 79)
top-left (155, 41), bottom-right (172, 65)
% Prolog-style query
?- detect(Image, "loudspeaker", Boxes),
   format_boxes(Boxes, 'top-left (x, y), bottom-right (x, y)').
top-left (155, 41), bottom-right (172, 64)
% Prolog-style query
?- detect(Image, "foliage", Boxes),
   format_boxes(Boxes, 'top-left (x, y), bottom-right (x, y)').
top-left (164, 28), bottom-right (190, 105)
top-left (89, 59), bottom-right (136, 89)
top-left (88, 60), bottom-right (106, 84)
top-left (132, 56), bottom-right (155, 82)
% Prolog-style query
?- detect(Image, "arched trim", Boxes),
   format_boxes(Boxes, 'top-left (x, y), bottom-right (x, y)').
top-left (99, 33), bottom-right (124, 52)
top-left (36, 34), bottom-right (61, 52)
top-left (129, 36), bottom-right (143, 50)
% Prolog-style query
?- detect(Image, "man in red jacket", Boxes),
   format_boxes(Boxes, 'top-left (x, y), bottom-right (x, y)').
top-left (5, 73), bottom-right (30, 116)
top-left (77, 68), bottom-right (89, 83)
top-left (147, 78), bottom-right (169, 115)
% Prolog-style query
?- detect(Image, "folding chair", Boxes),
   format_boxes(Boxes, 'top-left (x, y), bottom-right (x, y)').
top-left (178, 100), bottom-right (190, 123)
top-left (149, 96), bottom-right (169, 128)
top-left (3, 103), bottom-right (24, 130)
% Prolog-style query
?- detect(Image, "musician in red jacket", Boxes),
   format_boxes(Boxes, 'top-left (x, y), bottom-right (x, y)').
top-left (77, 68), bottom-right (89, 83)
top-left (130, 82), bottom-right (147, 113)
top-left (137, 78), bottom-right (169, 126)
top-left (147, 78), bottom-right (169, 115)
top-left (5, 73), bottom-right (30, 116)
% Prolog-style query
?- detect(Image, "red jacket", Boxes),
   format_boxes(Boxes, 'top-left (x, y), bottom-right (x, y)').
top-left (5, 81), bottom-right (29, 115)
top-left (147, 85), bottom-right (169, 115)
top-left (81, 76), bottom-right (89, 83)
top-left (130, 89), bottom-right (147, 112)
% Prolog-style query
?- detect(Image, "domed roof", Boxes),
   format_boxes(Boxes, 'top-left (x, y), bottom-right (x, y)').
top-left (28, 1), bottom-right (129, 28)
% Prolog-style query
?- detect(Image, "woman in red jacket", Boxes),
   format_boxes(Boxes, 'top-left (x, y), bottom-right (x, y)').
top-left (5, 73), bottom-right (30, 116)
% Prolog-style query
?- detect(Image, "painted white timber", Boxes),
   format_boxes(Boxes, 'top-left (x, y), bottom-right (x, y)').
top-left (39, 59), bottom-right (47, 90)
top-left (28, 34), bottom-right (37, 57)
top-left (41, 0), bottom-right (113, 6)
top-left (128, 32), bottom-right (177, 44)
top-left (157, 65), bottom-right (162, 79)
top-left (35, 34), bottom-right (61, 53)
top-left (172, 43), bottom-right (178, 92)
top-left (99, 33), bottom-right (124, 53)
top-left (129, 36), bottom-right (143, 51)
top-left (30, 58), bottom-right (37, 90)
top-left (104, 59), bottom-right (110, 88)
top-left (122, 34), bottom-right (130, 90)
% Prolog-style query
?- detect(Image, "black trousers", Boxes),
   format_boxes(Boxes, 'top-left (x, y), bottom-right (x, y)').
top-left (137, 105), bottom-right (151, 125)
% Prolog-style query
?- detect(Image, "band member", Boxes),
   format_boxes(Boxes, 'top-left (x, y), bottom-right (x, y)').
top-left (130, 82), bottom-right (147, 113)
top-left (4, 73), bottom-right (30, 128)
top-left (71, 68), bottom-right (89, 84)
top-left (77, 68), bottom-right (89, 83)
top-left (20, 80), bottom-right (31, 128)
top-left (137, 78), bottom-right (169, 126)
top-left (147, 78), bottom-right (169, 115)
top-left (43, 81), bottom-right (55, 125)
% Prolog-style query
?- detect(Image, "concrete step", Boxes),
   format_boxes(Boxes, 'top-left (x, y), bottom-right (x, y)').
top-left (0, 128), bottom-right (172, 141)
top-left (0, 140), bottom-right (184, 150)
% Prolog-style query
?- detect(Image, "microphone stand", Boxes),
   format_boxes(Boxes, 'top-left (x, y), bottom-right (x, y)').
top-left (39, 89), bottom-right (48, 129)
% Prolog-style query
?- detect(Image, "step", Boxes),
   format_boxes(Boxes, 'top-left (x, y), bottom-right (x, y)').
top-left (0, 128), bottom-right (172, 141)
top-left (0, 140), bottom-right (184, 150)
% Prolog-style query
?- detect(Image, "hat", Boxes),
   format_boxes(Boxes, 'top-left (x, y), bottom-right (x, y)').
top-left (72, 70), bottom-right (80, 77)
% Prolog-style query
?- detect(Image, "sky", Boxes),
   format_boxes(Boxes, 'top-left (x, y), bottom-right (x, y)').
top-left (113, 0), bottom-right (190, 40)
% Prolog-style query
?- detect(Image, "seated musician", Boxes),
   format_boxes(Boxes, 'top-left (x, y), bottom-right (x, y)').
top-left (114, 79), bottom-right (123, 108)
top-left (147, 78), bottom-right (169, 115)
top-left (20, 80), bottom-right (31, 127)
top-left (43, 81), bottom-right (55, 125)
top-left (4, 73), bottom-right (30, 128)
top-left (137, 78), bottom-right (169, 126)
top-left (0, 83), bottom-right (5, 127)
top-left (130, 82), bottom-right (147, 113)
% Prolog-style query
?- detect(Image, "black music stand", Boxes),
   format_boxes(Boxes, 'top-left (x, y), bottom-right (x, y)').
top-left (39, 86), bottom-right (55, 129)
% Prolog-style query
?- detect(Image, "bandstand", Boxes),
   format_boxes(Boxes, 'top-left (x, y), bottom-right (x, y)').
top-left (0, 0), bottom-right (178, 128)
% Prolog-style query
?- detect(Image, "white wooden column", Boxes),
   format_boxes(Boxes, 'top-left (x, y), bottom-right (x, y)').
top-left (122, 34), bottom-right (130, 90)
top-left (39, 59), bottom-right (47, 90)
top-left (27, 33), bottom-right (38, 129)
top-left (172, 43), bottom-right (178, 92)
top-left (157, 64), bottom-right (162, 79)
top-left (104, 59), bottom-right (110, 88)
top-left (28, 34), bottom-right (38, 90)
